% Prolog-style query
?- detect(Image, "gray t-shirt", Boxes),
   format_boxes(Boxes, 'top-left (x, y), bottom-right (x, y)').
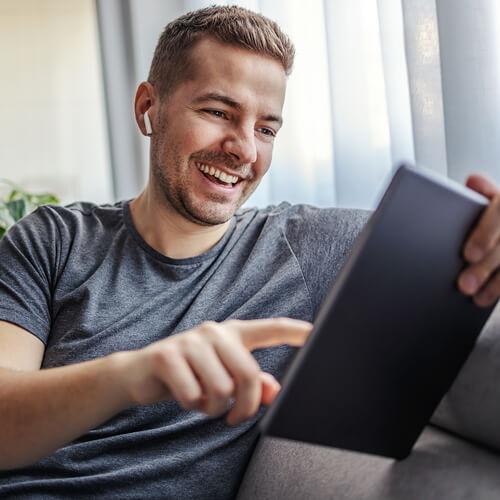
top-left (0, 201), bottom-right (368, 499)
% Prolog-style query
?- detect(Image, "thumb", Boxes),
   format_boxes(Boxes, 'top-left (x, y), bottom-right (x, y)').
top-left (466, 174), bottom-right (500, 200)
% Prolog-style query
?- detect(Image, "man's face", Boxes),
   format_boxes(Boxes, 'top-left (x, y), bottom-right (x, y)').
top-left (149, 37), bottom-right (287, 226)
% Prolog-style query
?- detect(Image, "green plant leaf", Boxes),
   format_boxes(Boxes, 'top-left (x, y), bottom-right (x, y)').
top-left (27, 193), bottom-right (59, 206)
top-left (8, 189), bottom-right (24, 202)
top-left (0, 202), bottom-right (16, 230)
top-left (0, 181), bottom-right (59, 239)
top-left (7, 199), bottom-right (29, 221)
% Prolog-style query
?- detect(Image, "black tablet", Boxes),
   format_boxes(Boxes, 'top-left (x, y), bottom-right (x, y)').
top-left (260, 163), bottom-right (497, 460)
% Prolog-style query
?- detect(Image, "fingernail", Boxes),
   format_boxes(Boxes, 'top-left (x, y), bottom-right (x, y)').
top-left (460, 274), bottom-right (478, 294)
top-left (466, 245), bottom-right (484, 263)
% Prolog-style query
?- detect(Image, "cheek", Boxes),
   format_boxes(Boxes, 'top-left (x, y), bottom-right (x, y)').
top-left (254, 144), bottom-right (273, 177)
top-left (183, 120), bottom-right (223, 154)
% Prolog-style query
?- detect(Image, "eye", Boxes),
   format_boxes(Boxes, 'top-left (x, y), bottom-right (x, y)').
top-left (203, 109), bottom-right (227, 119)
top-left (258, 127), bottom-right (276, 138)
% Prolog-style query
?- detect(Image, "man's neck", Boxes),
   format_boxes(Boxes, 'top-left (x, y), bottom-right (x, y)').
top-left (129, 191), bottom-right (231, 259)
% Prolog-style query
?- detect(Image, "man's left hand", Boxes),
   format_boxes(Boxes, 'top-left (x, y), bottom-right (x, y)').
top-left (458, 174), bottom-right (500, 307)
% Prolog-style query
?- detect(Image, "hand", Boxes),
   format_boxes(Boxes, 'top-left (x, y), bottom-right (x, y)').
top-left (458, 174), bottom-right (500, 306)
top-left (120, 317), bottom-right (312, 425)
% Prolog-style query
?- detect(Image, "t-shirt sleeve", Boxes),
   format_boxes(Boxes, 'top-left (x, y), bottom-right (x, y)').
top-left (0, 206), bottom-right (61, 344)
top-left (282, 205), bottom-right (371, 317)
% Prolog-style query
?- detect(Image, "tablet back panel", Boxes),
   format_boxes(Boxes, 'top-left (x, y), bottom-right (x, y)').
top-left (261, 164), bottom-right (496, 459)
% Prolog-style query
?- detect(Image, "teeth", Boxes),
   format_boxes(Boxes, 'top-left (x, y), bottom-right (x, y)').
top-left (196, 162), bottom-right (239, 184)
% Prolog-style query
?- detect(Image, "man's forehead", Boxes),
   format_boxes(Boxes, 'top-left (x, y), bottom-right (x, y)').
top-left (188, 36), bottom-right (287, 81)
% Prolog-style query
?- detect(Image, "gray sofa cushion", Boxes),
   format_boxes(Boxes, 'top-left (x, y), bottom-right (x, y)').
top-left (432, 303), bottom-right (500, 450)
top-left (237, 427), bottom-right (500, 499)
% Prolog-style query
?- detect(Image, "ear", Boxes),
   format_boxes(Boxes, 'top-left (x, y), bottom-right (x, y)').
top-left (134, 82), bottom-right (157, 137)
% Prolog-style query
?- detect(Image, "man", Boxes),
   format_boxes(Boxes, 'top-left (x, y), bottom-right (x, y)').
top-left (0, 5), bottom-right (499, 499)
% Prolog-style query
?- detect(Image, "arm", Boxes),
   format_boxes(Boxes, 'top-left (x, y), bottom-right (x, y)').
top-left (0, 317), bottom-right (311, 471)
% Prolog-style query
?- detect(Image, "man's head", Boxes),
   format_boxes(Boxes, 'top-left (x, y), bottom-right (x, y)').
top-left (135, 6), bottom-right (294, 227)
top-left (148, 5), bottom-right (294, 99)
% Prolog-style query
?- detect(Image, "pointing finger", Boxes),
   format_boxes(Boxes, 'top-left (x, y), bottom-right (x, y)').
top-left (225, 317), bottom-right (313, 351)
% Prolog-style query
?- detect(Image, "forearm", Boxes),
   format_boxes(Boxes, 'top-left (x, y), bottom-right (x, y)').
top-left (0, 352), bottom-right (132, 470)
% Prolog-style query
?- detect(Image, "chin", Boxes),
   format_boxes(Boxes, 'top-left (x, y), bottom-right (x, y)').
top-left (184, 201), bottom-right (239, 226)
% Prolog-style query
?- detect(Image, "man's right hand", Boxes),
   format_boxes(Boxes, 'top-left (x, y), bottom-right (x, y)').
top-left (118, 317), bottom-right (312, 425)
top-left (0, 317), bottom-right (311, 469)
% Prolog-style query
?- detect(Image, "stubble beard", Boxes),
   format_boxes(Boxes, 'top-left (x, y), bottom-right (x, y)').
top-left (151, 140), bottom-right (258, 227)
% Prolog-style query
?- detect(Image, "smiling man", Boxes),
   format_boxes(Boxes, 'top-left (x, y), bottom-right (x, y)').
top-left (130, 34), bottom-right (287, 257)
top-left (0, 5), bottom-right (499, 500)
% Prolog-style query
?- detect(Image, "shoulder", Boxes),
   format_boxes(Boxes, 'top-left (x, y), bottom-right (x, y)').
top-left (15, 200), bottom-right (126, 238)
top-left (2, 200), bottom-right (127, 261)
top-left (236, 202), bottom-right (370, 242)
top-left (39, 200), bottom-right (126, 226)
top-left (234, 203), bottom-right (371, 316)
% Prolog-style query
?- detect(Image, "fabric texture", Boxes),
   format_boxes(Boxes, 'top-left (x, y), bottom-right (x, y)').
top-left (431, 302), bottom-right (500, 450)
top-left (237, 427), bottom-right (500, 500)
top-left (0, 201), bottom-right (368, 499)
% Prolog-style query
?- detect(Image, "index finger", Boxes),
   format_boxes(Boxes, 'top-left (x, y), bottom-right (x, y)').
top-left (225, 317), bottom-right (313, 351)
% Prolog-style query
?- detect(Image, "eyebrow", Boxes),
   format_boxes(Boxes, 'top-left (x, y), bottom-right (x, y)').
top-left (192, 92), bottom-right (283, 127)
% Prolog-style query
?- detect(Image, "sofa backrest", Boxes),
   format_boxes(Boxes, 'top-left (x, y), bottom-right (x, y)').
top-left (431, 302), bottom-right (500, 451)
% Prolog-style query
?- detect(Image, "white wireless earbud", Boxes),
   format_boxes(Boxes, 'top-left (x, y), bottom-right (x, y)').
top-left (144, 110), bottom-right (153, 136)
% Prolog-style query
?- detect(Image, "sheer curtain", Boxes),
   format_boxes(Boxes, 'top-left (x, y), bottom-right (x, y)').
top-left (96, 0), bottom-right (500, 208)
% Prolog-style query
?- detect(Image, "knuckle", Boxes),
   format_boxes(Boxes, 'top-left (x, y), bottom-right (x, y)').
top-left (198, 321), bottom-right (219, 335)
top-left (223, 319), bottom-right (241, 330)
top-left (237, 364), bottom-right (260, 385)
top-left (179, 331), bottom-right (204, 350)
top-left (209, 326), bottom-right (229, 344)
top-left (152, 344), bottom-right (178, 368)
top-left (212, 379), bottom-right (234, 398)
top-left (178, 390), bottom-right (200, 409)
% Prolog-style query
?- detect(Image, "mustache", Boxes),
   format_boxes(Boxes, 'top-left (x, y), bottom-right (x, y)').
top-left (191, 151), bottom-right (252, 177)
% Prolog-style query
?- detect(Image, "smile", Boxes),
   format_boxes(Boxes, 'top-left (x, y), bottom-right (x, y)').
top-left (196, 162), bottom-right (240, 186)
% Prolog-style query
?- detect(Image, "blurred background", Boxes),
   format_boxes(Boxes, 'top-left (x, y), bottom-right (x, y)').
top-left (1, 0), bottom-right (499, 208)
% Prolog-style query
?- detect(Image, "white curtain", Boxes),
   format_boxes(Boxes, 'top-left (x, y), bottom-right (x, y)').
top-left (97, 0), bottom-right (500, 208)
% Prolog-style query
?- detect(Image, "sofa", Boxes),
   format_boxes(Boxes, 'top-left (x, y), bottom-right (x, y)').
top-left (237, 303), bottom-right (500, 499)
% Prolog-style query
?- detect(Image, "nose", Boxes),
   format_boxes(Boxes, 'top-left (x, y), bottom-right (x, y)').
top-left (222, 126), bottom-right (257, 164)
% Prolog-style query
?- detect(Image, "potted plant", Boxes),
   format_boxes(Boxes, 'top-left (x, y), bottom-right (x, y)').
top-left (0, 180), bottom-right (59, 239)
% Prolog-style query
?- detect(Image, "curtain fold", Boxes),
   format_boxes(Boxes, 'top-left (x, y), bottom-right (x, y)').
top-left (436, 0), bottom-right (500, 184)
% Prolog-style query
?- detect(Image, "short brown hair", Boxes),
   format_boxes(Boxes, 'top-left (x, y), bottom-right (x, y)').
top-left (148, 5), bottom-right (295, 98)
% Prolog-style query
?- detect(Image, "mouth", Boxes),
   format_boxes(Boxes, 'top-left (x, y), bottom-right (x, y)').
top-left (196, 162), bottom-right (241, 187)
